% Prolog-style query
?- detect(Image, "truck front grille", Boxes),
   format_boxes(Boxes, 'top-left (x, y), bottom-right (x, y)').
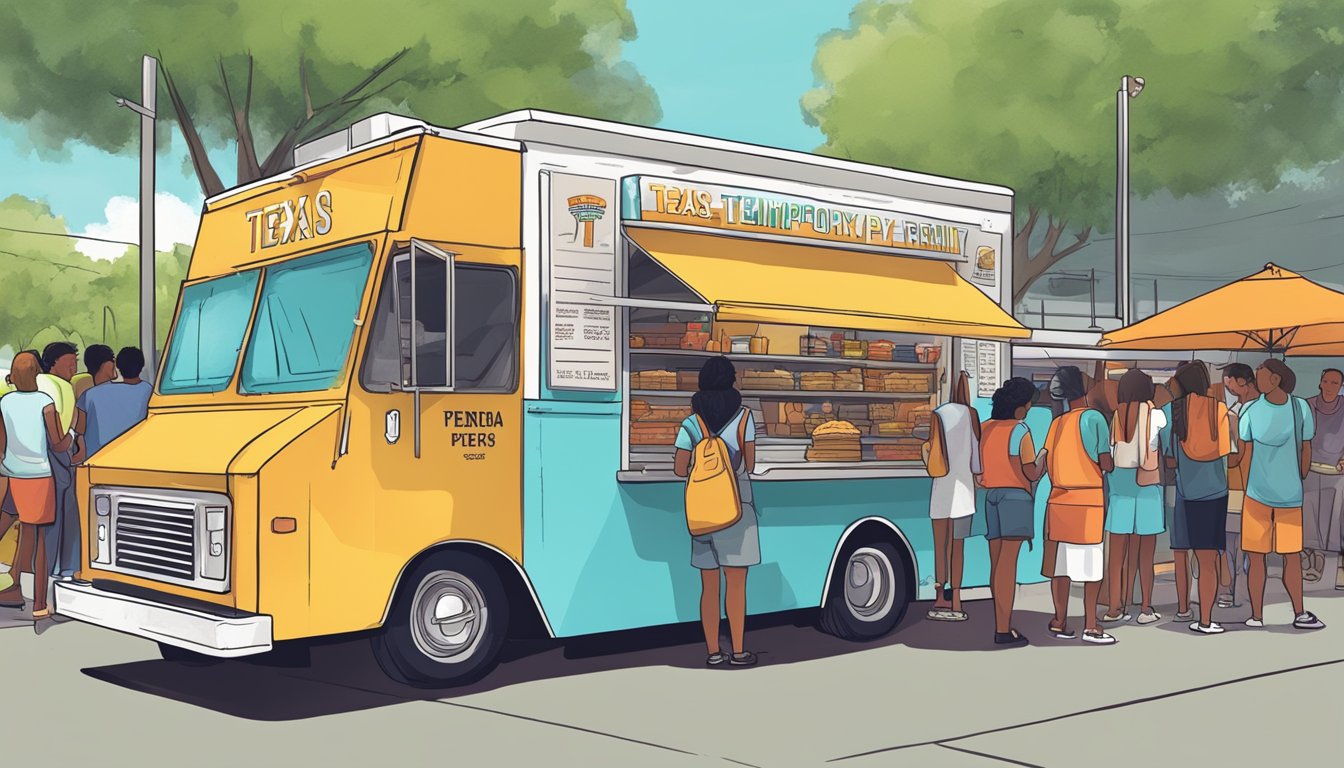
top-left (114, 498), bottom-right (197, 580)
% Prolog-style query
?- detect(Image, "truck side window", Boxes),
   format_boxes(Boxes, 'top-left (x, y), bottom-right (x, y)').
top-left (361, 257), bottom-right (517, 393)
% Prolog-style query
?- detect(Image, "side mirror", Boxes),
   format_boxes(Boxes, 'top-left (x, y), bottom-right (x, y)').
top-left (385, 410), bottom-right (400, 445)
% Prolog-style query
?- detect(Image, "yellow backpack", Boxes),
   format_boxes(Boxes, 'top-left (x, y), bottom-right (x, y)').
top-left (922, 411), bottom-right (950, 478)
top-left (684, 409), bottom-right (748, 536)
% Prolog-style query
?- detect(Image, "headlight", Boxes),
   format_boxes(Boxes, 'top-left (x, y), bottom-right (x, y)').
top-left (201, 506), bottom-right (228, 580)
top-left (92, 494), bottom-right (112, 564)
top-left (94, 495), bottom-right (111, 516)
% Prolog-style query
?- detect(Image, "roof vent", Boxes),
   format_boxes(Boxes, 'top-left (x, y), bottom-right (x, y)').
top-left (293, 113), bottom-right (427, 166)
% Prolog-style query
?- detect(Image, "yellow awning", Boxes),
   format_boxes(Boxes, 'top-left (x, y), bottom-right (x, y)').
top-left (625, 227), bottom-right (1029, 339)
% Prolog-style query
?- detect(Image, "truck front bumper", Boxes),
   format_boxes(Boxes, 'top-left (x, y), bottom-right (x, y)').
top-left (54, 581), bottom-right (273, 658)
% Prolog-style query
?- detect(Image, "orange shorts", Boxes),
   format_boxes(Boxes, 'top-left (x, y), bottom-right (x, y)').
top-left (1241, 497), bottom-right (1302, 555)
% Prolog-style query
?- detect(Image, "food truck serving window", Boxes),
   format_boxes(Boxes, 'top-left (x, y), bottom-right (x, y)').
top-left (160, 270), bottom-right (260, 394)
top-left (240, 243), bottom-right (375, 394)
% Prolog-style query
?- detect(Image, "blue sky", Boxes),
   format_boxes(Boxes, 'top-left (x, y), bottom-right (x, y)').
top-left (0, 0), bottom-right (848, 234)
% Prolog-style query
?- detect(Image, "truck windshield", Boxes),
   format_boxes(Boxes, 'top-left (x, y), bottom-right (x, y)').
top-left (240, 243), bottom-right (374, 394)
top-left (159, 271), bottom-right (261, 394)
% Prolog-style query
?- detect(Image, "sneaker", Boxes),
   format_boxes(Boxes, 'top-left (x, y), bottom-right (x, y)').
top-left (994, 629), bottom-right (1030, 647)
top-left (1136, 610), bottom-right (1162, 625)
top-left (1189, 621), bottom-right (1225, 634)
top-left (1081, 629), bottom-right (1118, 645)
top-left (1100, 612), bottom-right (1132, 624)
top-left (1175, 610), bottom-right (1193, 621)
top-left (1245, 617), bottom-right (1265, 628)
top-left (706, 652), bottom-right (727, 667)
top-left (1293, 611), bottom-right (1326, 630)
top-left (729, 651), bottom-right (758, 667)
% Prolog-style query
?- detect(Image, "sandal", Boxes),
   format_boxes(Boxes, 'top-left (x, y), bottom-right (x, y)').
top-left (1100, 612), bottom-right (1131, 624)
top-left (706, 652), bottom-right (727, 667)
top-left (994, 629), bottom-right (1029, 647)
top-left (729, 651), bottom-right (758, 667)
top-left (1082, 629), bottom-right (1118, 645)
top-left (31, 607), bottom-right (51, 620)
top-left (1216, 594), bottom-right (1234, 609)
top-left (928, 609), bottom-right (967, 622)
top-left (1048, 624), bottom-right (1076, 640)
top-left (1174, 610), bottom-right (1193, 621)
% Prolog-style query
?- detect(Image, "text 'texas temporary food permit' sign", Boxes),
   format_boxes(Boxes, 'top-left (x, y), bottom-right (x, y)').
top-left (622, 176), bottom-right (971, 259)
top-left (548, 172), bottom-right (618, 391)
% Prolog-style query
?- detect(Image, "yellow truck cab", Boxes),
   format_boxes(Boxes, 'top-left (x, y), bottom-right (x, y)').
top-left (56, 111), bottom-right (1027, 686)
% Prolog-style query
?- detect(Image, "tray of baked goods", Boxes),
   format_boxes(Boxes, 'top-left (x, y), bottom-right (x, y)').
top-left (628, 398), bottom-right (694, 445)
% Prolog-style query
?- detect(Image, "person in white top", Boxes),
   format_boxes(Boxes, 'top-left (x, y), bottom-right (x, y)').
top-left (926, 371), bottom-right (981, 622)
top-left (1101, 369), bottom-right (1167, 625)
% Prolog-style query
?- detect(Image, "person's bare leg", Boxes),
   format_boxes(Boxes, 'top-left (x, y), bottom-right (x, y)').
top-left (932, 519), bottom-right (950, 609)
top-left (950, 537), bottom-right (964, 612)
top-left (1105, 534), bottom-right (1129, 616)
top-left (1051, 576), bottom-right (1070, 630)
top-left (723, 567), bottom-right (748, 655)
top-left (995, 540), bottom-right (1024, 634)
top-left (1139, 535), bottom-right (1157, 612)
top-left (1282, 551), bottom-right (1306, 616)
top-left (31, 521), bottom-right (48, 613)
top-left (11, 522), bottom-right (32, 582)
top-left (1195, 550), bottom-right (1219, 626)
top-left (1174, 550), bottom-right (1191, 614)
top-left (1247, 553), bottom-right (1267, 621)
top-left (1124, 536), bottom-right (1140, 608)
top-left (1083, 580), bottom-right (1104, 633)
top-left (700, 569), bottom-right (721, 655)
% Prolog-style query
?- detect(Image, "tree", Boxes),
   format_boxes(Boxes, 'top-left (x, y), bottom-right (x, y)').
top-left (0, 1), bottom-right (660, 197)
top-left (803, 0), bottom-right (1344, 304)
top-left (0, 195), bottom-right (189, 355)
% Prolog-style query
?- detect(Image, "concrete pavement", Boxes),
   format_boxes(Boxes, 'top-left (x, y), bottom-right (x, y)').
top-left (2, 556), bottom-right (1341, 767)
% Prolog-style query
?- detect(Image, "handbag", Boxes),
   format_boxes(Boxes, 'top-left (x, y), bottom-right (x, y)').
top-left (1136, 402), bottom-right (1162, 487)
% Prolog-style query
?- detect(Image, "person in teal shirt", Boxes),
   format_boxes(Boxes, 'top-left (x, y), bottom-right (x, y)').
top-left (1237, 359), bottom-right (1324, 631)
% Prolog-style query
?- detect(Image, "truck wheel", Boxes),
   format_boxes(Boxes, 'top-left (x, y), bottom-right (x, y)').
top-left (372, 552), bottom-right (509, 688)
top-left (158, 642), bottom-right (222, 665)
top-left (819, 540), bottom-right (910, 641)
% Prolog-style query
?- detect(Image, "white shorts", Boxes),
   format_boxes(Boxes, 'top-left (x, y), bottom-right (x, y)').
top-left (1054, 542), bottom-right (1104, 583)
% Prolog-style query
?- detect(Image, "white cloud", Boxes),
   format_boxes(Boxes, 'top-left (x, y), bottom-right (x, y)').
top-left (75, 192), bottom-right (203, 261)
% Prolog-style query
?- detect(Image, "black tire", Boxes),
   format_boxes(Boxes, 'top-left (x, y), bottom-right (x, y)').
top-left (372, 551), bottom-right (509, 688)
top-left (819, 539), bottom-right (911, 641)
top-left (157, 642), bottom-right (223, 665)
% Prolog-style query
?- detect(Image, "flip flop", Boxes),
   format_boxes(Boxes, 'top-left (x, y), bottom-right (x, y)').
top-left (928, 609), bottom-right (967, 622)
top-left (1048, 624), bottom-right (1076, 640)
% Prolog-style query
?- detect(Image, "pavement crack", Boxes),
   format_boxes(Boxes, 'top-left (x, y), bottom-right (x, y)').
top-left (430, 699), bottom-right (702, 757)
top-left (827, 656), bottom-right (1344, 762)
top-left (938, 744), bottom-right (1044, 767)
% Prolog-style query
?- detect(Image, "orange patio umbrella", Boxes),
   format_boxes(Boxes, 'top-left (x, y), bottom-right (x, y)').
top-left (1099, 263), bottom-right (1344, 356)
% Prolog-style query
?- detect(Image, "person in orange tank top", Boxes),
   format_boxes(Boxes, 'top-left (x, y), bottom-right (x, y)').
top-left (979, 378), bottom-right (1043, 646)
top-left (1040, 366), bottom-right (1116, 645)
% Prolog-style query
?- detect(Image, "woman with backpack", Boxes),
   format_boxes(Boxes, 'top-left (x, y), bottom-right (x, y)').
top-left (1159, 362), bottom-right (1234, 634)
top-left (673, 356), bottom-right (760, 667)
top-left (1101, 369), bottom-right (1167, 626)
top-left (925, 371), bottom-right (981, 622)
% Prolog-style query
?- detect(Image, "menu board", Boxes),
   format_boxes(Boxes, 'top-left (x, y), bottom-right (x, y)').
top-left (548, 172), bottom-right (619, 390)
top-left (961, 340), bottom-right (1002, 399)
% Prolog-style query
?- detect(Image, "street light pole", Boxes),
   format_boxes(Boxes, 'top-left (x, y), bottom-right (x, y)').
top-left (116, 55), bottom-right (158, 381)
top-left (1116, 74), bottom-right (1144, 327)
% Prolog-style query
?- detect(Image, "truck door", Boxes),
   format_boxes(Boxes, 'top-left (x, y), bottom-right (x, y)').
top-left (354, 238), bottom-right (523, 569)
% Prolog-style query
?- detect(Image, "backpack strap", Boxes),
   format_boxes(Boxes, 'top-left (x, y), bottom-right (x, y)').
top-left (736, 407), bottom-right (751, 471)
top-left (1292, 395), bottom-right (1304, 477)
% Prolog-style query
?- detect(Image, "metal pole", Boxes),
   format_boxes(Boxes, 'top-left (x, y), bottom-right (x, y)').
top-left (139, 56), bottom-right (158, 381)
top-left (1040, 299), bottom-right (1046, 328)
top-left (1088, 267), bottom-right (1100, 330)
top-left (1152, 279), bottom-right (1159, 318)
top-left (1116, 78), bottom-right (1131, 326)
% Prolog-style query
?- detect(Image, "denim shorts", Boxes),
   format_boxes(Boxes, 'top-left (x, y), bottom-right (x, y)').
top-left (985, 487), bottom-right (1035, 541)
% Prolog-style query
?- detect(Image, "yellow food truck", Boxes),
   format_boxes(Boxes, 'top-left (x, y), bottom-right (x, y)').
top-left (55, 111), bottom-right (1028, 686)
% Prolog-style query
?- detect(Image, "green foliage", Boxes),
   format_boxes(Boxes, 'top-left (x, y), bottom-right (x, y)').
top-left (0, 196), bottom-right (188, 357)
top-left (0, 1), bottom-right (659, 173)
top-left (804, 0), bottom-right (1344, 296)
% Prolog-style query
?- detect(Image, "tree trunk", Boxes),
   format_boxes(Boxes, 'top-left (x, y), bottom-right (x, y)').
top-left (1011, 209), bottom-right (1094, 307)
top-left (161, 59), bottom-right (224, 198)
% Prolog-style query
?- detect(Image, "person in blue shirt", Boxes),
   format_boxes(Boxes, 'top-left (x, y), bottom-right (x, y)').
top-left (73, 347), bottom-right (153, 460)
top-left (1237, 359), bottom-right (1325, 630)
